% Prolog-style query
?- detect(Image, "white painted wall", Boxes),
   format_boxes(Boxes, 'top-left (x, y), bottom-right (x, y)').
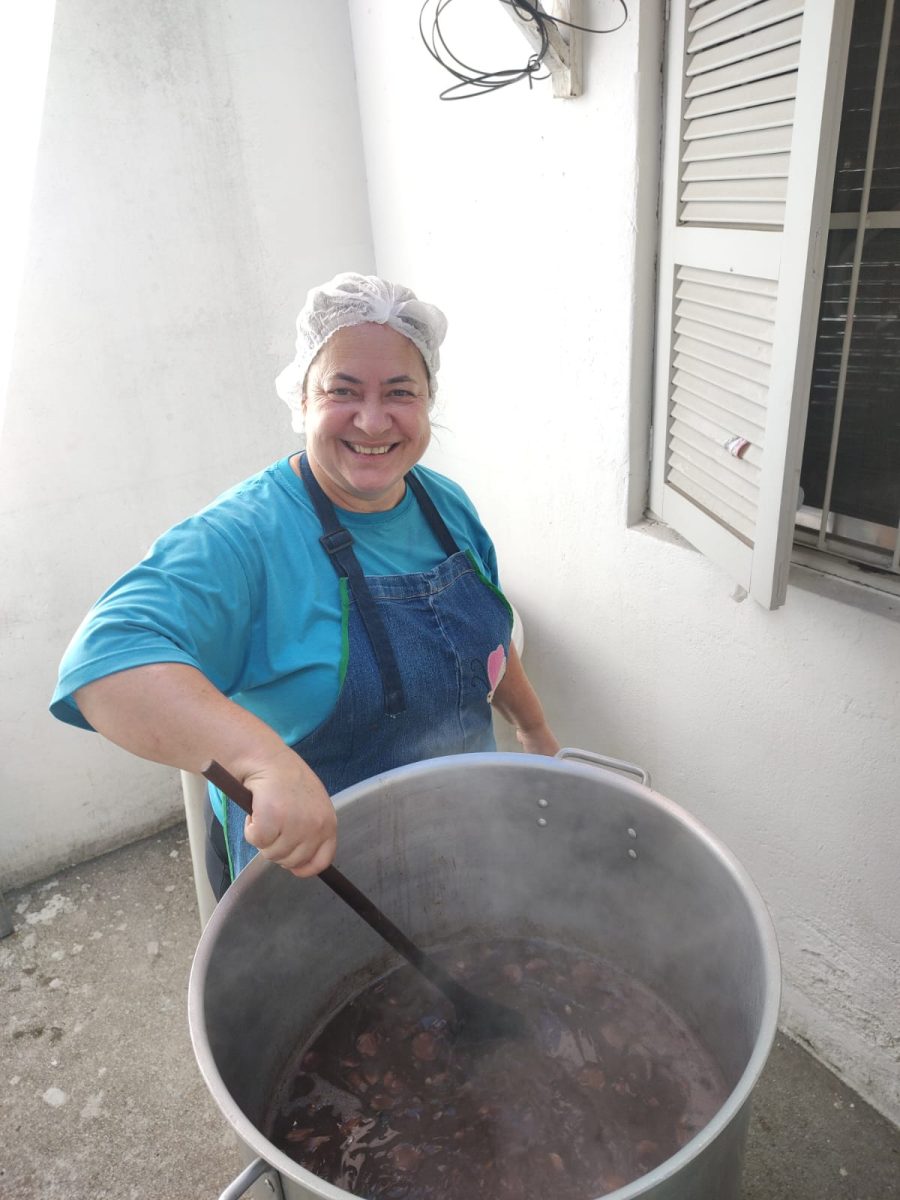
top-left (0, 0), bottom-right (372, 884)
top-left (348, 3), bottom-right (900, 1124)
top-left (0, 1), bottom-right (56, 441)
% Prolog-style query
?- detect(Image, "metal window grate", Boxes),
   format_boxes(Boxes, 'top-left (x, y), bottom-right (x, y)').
top-left (796, 0), bottom-right (900, 576)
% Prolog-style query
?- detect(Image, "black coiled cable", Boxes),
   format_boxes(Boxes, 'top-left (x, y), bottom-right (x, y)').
top-left (419, 0), bottom-right (629, 101)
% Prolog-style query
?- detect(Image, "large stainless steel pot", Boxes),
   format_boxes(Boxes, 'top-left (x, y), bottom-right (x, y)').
top-left (189, 750), bottom-right (780, 1200)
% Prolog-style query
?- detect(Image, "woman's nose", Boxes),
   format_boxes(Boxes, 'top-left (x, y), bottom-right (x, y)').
top-left (353, 398), bottom-right (391, 435)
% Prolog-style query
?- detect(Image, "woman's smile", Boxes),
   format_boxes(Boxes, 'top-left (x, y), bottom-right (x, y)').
top-left (343, 441), bottom-right (397, 456)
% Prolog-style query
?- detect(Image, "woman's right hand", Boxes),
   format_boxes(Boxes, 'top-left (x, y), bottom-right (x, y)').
top-left (240, 747), bottom-right (337, 878)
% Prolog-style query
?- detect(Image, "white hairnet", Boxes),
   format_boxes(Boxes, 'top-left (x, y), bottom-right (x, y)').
top-left (275, 273), bottom-right (448, 433)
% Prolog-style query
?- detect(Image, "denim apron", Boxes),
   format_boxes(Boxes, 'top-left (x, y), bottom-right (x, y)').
top-left (216, 453), bottom-right (513, 885)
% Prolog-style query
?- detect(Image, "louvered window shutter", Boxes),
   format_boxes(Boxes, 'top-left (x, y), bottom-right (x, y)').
top-left (650, 0), bottom-right (853, 608)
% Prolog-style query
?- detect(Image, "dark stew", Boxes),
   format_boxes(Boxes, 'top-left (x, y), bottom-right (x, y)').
top-left (267, 937), bottom-right (726, 1200)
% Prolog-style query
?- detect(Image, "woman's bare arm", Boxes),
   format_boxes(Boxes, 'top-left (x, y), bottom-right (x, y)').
top-left (75, 664), bottom-right (336, 876)
top-left (490, 644), bottom-right (560, 756)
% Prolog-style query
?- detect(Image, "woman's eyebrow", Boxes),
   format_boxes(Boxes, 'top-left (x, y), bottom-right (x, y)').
top-left (329, 372), bottom-right (418, 385)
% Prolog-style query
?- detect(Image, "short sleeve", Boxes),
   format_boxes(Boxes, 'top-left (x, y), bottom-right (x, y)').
top-left (478, 533), bottom-right (501, 589)
top-left (50, 515), bottom-right (254, 729)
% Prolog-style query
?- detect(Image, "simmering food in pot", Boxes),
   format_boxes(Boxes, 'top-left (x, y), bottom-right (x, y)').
top-left (267, 938), bottom-right (726, 1200)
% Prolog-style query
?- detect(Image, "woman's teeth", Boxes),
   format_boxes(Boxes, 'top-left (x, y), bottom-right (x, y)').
top-left (348, 443), bottom-right (392, 455)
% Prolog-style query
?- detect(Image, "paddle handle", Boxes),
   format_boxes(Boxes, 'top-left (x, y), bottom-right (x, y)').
top-left (200, 760), bottom-right (469, 1006)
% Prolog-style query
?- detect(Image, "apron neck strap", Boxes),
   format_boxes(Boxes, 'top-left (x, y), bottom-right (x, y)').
top-left (405, 470), bottom-right (461, 558)
top-left (298, 453), bottom-right (406, 716)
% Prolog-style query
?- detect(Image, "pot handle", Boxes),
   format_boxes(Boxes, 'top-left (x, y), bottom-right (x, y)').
top-left (555, 747), bottom-right (651, 788)
top-left (217, 1157), bottom-right (284, 1200)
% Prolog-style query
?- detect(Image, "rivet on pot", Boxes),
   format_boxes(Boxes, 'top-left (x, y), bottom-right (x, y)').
top-left (537, 817), bottom-right (548, 828)
top-left (627, 827), bottom-right (637, 839)
top-left (537, 798), bottom-right (549, 808)
top-left (628, 848), bottom-right (638, 859)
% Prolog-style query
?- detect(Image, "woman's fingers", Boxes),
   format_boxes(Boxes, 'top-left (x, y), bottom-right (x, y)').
top-left (241, 754), bottom-right (337, 875)
top-left (245, 816), bottom-right (336, 872)
top-left (288, 839), bottom-right (338, 879)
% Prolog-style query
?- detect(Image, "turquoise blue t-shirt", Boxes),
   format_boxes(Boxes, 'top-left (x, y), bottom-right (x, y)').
top-left (50, 458), bottom-right (501, 751)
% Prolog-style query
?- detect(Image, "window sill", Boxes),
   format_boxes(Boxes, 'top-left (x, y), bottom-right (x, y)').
top-left (636, 511), bottom-right (900, 619)
top-left (790, 546), bottom-right (900, 620)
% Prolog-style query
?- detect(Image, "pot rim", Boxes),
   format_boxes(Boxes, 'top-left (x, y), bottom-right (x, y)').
top-left (188, 751), bottom-right (781, 1200)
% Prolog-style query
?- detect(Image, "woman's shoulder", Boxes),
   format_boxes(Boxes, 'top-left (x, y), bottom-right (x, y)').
top-left (411, 465), bottom-right (498, 577)
top-left (192, 458), bottom-right (317, 539)
top-left (412, 464), bottom-right (481, 519)
top-left (143, 458), bottom-right (319, 578)
top-left (199, 457), bottom-right (308, 517)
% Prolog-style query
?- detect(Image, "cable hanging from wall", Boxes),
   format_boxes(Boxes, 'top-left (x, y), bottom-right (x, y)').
top-left (419, 0), bottom-right (628, 101)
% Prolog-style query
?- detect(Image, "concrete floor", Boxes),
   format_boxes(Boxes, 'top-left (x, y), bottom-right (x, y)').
top-left (2, 825), bottom-right (898, 1200)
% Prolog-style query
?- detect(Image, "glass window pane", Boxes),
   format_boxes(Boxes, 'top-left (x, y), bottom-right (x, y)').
top-left (801, 230), bottom-right (855, 509)
top-left (830, 228), bottom-right (900, 527)
top-left (802, 229), bottom-right (900, 528)
top-left (869, 3), bottom-right (900, 212)
top-left (831, 0), bottom-right (886, 214)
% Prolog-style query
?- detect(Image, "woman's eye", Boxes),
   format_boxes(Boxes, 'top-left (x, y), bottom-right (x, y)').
top-left (387, 389), bottom-right (416, 400)
top-left (328, 388), bottom-right (355, 398)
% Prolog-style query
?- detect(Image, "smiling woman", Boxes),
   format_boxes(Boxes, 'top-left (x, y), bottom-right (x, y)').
top-left (49, 272), bottom-right (559, 900)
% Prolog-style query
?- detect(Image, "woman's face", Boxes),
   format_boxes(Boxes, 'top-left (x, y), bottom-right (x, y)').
top-left (302, 323), bottom-right (432, 512)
